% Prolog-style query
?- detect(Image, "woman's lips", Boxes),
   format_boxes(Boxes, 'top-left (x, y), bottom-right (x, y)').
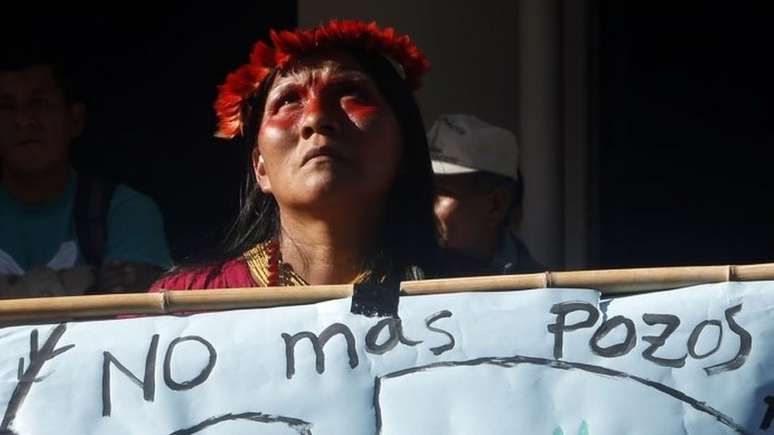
top-left (302, 146), bottom-right (345, 165)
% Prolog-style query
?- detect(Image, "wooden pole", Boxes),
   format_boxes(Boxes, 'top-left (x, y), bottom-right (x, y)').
top-left (164, 285), bottom-right (353, 313)
top-left (401, 264), bottom-right (774, 295)
top-left (1, 263), bottom-right (773, 323)
top-left (398, 273), bottom-right (547, 295)
top-left (0, 293), bottom-right (164, 322)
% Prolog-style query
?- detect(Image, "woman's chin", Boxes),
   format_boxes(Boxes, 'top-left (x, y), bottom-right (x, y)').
top-left (302, 169), bottom-right (361, 193)
top-left (284, 179), bottom-right (381, 209)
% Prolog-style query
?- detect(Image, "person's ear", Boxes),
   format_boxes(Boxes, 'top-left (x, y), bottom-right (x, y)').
top-left (486, 186), bottom-right (512, 228)
top-left (69, 102), bottom-right (86, 138)
top-left (252, 147), bottom-right (272, 193)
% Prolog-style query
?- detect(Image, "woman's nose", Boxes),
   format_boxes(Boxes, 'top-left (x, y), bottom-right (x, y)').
top-left (300, 94), bottom-right (340, 140)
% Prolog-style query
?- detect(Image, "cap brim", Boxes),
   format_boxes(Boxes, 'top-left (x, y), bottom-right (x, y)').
top-left (431, 160), bottom-right (479, 175)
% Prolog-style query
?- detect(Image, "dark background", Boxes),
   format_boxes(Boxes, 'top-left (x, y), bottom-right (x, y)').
top-left (3, 3), bottom-right (297, 261)
top-left (3, 3), bottom-right (772, 268)
top-left (597, 2), bottom-right (774, 267)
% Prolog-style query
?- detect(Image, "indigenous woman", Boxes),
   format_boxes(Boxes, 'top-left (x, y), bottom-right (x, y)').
top-left (152, 20), bottom-right (482, 291)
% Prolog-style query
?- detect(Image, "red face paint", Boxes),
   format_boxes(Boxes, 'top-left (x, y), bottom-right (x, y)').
top-left (254, 52), bottom-right (402, 213)
top-left (263, 105), bottom-right (300, 132)
top-left (341, 97), bottom-right (380, 121)
top-left (261, 73), bottom-right (383, 134)
top-left (331, 78), bottom-right (383, 124)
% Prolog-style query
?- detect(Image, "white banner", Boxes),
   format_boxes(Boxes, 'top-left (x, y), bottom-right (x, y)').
top-left (1, 281), bottom-right (773, 434)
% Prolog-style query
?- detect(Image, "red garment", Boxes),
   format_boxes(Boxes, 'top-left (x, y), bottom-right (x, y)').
top-left (149, 258), bottom-right (257, 291)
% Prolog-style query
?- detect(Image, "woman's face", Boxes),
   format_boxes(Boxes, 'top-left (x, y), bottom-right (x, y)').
top-left (254, 51), bottom-right (402, 212)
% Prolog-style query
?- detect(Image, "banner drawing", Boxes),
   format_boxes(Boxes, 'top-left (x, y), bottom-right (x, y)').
top-left (1, 281), bottom-right (772, 434)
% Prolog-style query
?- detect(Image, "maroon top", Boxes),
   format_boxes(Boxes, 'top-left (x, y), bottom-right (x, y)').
top-left (149, 258), bottom-right (257, 291)
top-left (149, 249), bottom-right (495, 293)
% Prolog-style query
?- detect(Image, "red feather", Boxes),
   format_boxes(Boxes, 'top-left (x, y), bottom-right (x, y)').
top-left (214, 19), bottom-right (430, 138)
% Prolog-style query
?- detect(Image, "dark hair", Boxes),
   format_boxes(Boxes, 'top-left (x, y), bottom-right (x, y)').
top-left (0, 43), bottom-right (80, 102)
top-left (188, 48), bottom-right (440, 283)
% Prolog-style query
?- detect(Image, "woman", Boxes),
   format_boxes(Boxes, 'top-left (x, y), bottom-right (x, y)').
top-left (152, 20), bottom-right (484, 291)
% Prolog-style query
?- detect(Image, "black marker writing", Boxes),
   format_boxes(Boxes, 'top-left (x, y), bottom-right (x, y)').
top-left (169, 411), bottom-right (312, 435)
top-left (102, 334), bottom-right (159, 416)
top-left (590, 315), bottom-right (636, 358)
top-left (365, 318), bottom-right (422, 355)
top-left (425, 310), bottom-right (455, 356)
top-left (1, 323), bottom-right (73, 434)
top-left (687, 320), bottom-right (723, 359)
top-left (704, 304), bottom-right (752, 376)
top-left (377, 354), bottom-right (750, 435)
top-left (282, 323), bottom-right (358, 379)
top-left (164, 336), bottom-right (217, 391)
top-left (547, 302), bottom-right (599, 359)
top-left (641, 314), bottom-right (686, 368)
top-left (548, 302), bottom-right (752, 376)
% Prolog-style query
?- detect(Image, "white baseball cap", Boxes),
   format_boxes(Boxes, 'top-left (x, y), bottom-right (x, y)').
top-left (428, 114), bottom-right (520, 181)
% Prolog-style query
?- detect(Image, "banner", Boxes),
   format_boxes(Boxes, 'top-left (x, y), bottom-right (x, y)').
top-left (1, 281), bottom-right (773, 434)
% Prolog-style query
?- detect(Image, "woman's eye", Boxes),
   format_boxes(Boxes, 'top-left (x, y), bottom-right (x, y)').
top-left (273, 93), bottom-right (300, 111)
top-left (282, 95), bottom-right (299, 105)
top-left (339, 84), bottom-right (369, 101)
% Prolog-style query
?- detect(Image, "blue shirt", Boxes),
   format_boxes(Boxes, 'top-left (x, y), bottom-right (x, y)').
top-left (0, 174), bottom-right (172, 273)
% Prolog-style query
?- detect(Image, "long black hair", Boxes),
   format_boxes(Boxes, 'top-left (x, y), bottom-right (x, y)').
top-left (186, 48), bottom-right (440, 283)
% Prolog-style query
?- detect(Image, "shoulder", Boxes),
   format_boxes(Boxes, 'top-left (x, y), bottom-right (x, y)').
top-left (149, 258), bottom-right (256, 291)
top-left (98, 183), bottom-right (171, 267)
top-left (109, 184), bottom-right (162, 211)
top-left (76, 177), bottom-right (162, 219)
top-left (497, 233), bottom-right (543, 274)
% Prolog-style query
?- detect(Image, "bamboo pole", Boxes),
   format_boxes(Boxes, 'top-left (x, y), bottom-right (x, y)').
top-left (164, 285), bottom-right (353, 312)
top-left (0, 263), bottom-right (773, 323)
top-left (547, 265), bottom-right (730, 294)
top-left (398, 273), bottom-right (547, 295)
top-left (401, 263), bottom-right (774, 295)
top-left (0, 293), bottom-right (164, 322)
top-left (733, 263), bottom-right (774, 282)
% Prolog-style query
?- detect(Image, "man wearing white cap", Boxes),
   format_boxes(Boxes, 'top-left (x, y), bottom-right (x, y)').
top-left (429, 114), bottom-right (541, 274)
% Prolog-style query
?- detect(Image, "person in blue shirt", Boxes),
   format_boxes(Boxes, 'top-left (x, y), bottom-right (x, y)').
top-left (0, 47), bottom-right (172, 298)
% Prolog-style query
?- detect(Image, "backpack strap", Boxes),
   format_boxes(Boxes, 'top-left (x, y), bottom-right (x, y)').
top-left (74, 175), bottom-right (117, 266)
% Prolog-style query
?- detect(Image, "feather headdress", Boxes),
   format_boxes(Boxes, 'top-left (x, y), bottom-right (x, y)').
top-left (214, 19), bottom-right (430, 139)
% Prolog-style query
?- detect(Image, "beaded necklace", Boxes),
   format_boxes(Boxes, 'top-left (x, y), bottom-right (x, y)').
top-left (244, 240), bottom-right (373, 287)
